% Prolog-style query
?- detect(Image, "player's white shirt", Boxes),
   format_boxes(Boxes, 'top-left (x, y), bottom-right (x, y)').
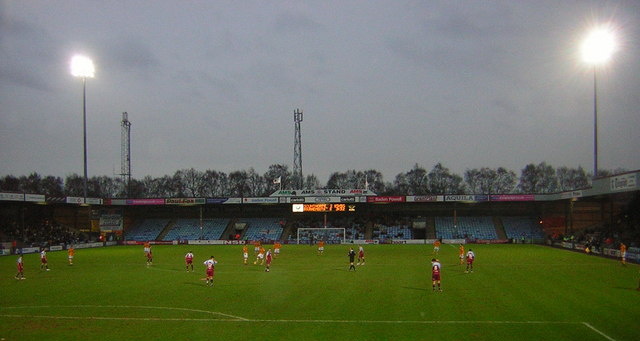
top-left (431, 261), bottom-right (442, 271)
top-left (204, 259), bottom-right (217, 268)
top-left (185, 252), bottom-right (194, 259)
top-left (466, 251), bottom-right (475, 259)
top-left (40, 250), bottom-right (46, 259)
top-left (17, 256), bottom-right (23, 264)
top-left (359, 246), bottom-right (364, 252)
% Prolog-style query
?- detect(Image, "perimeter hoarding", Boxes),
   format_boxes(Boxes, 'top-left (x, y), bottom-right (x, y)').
top-left (165, 198), bottom-right (206, 205)
top-left (489, 194), bottom-right (535, 201)
top-left (270, 189), bottom-right (376, 197)
top-left (0, 192), bottom-right (24, 201)
top-left (280, 196), bottom-right (366, 203)
top-left (406, 195), bottom-right (444, 202)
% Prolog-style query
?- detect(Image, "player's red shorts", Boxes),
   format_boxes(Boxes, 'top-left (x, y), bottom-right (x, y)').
top-left (359, 251), bottom-right (364, 258)
top-left (41, 258), bottom-right (47, 264)
top-left (206, 268), bottom-right (214, 277)
top-left (17, 264), bottom-right (23, 271)
top-left (186, 259), bottom-right (193, 264)
top-left (467, 259), bottom-right (474, 264)
top-left (432, 273), bottom-right (441, 281)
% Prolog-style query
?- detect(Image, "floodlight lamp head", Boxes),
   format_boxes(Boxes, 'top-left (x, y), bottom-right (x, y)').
top-left (70, 55), bottom-right (95, 78)
top-left (581, 27), bottom-right (616, 65)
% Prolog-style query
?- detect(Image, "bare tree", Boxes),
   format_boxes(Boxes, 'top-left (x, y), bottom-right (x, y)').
top-left (228, 170), bottom-right (250, 197)
top-left (245, 168), bottom-right (265, 197)
top-left (465, 167), bottom-right (516, 194)
top-left (394, 164), bottom-right (427, 195)
top-left (303, 174), bottom-right (321, 190)
top-left (557, 166), bottom-right (589, 191)
top-left (518, 162), bottom-right (558, 193)
top-left (201, 170), bottom-right (228, 197)
top-left (426, 163), bottom-right (465, 194)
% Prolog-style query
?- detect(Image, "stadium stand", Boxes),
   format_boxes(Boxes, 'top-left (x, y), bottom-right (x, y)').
top-left (240, 218), bottom-right (283, 241)
top-left (125, 219), bottom-right (169, 241)
top-left (162, 218), bottom-right (228, 241)
top-left (201, 219), bottom-right (229, 240)
top-left (296, 228), bottom-right (345, 244)
top-left (373, 224), bottom-right (413, 240)
top-left (345, 223), bottom-right (365, 240)
top-left (501, 216), bottom-right (545, 240)
top-left (435, 216), bottom-right (498, 240)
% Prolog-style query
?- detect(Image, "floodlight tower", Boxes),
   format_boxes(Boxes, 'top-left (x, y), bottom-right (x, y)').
top-left (120, 112), bottom-right (132, 197)
top-left (581, 26), bottom-right (616, 178)
top-left (293, 108), bottom-right (303, 189)
top-left (70, 55), bottom-right (95, 201)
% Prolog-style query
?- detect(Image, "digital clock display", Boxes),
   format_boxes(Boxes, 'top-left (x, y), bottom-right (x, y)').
top-left (292, 204), bottom-right (355, 212)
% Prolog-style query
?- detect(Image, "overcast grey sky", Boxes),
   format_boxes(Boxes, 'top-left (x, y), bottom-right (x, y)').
top-left (1, 1), bottom-right (639, 184)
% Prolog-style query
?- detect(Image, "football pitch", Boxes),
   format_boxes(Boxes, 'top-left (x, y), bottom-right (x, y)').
top-left (1, 244), bottom-right (638, 340)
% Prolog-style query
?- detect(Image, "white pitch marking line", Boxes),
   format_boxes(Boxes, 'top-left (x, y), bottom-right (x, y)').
top-left (582, 322), bottom-right (616, 341)
top-left (248, 319), bottom-right (580, 325)
top-left (0, 314), bottom-right (242, 322)
top-left (0, 312), bottom-right (580, 326)
top-left (0, 305), bottom-right (248, 321)
top-left (0, 305), bottom-right (617, 340)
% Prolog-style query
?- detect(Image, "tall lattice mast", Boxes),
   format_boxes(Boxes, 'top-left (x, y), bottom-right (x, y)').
top-left (293, 108), bottom-right (303, 189)
top-left (120, 112), bottom-right (132, 197)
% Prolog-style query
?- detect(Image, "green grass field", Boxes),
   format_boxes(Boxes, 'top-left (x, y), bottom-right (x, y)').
top-left (1, 243), bottom-right (638, 340)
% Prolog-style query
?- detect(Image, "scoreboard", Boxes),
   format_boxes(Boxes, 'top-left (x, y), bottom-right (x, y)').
top-left (292, 203), bottom-right (356, 213)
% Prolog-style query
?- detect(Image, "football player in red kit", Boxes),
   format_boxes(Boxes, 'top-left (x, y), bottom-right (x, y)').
top-left (431, 258), bottom-right (442, 292)
top-left (265, 249), bottom-right (273, 272)
top-left (185, 251), bottom-right (194, 272)
top-left (16, 254), bottom-right (25, 280)
top-left (203, 256), bottom-right (217, 286)
top-left (146, 250), bottom-right (153, 266)
top-left (465, 249), bottom-right (475, 273)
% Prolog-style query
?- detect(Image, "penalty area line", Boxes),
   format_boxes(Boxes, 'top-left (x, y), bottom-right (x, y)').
top-left (582, 322), bottom-right (616, 341)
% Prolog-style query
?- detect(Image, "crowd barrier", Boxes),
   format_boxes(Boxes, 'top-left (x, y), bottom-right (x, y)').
top-left (548, 240), bottom-right (639, 263)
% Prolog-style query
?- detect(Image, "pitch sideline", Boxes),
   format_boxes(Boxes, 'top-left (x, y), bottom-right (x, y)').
top-left (0, 304), bottom-right (616, 340)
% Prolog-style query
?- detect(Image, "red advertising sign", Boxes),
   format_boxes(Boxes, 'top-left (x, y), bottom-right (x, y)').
top-left (127, 199), bottom-right (165, 205)
top-left (489, 195), bottom-right (535, 202)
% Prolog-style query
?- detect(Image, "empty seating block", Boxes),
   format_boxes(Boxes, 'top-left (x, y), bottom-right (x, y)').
top-left (435, 216), bottom-right (497, 240)
top-left (502, 216), bottom-right (544, 239)
top-left (126, 219), bottom-right (169, 241)
top-left (162, 219), bottom-right (228, 241)
top-left (241, 218), bottom-right (283, 241)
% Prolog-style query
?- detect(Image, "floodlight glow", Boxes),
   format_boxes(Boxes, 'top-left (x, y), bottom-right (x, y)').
top-left (581, 27), bottom-right (616, 65)
top-left (70, 55), bottom-right (95, 78)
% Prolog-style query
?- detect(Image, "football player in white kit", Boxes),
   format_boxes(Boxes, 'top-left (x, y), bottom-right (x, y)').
top-left (465, 249), bottom-right (475, 273)
top-left (203, 256), bottom-right (218, 287)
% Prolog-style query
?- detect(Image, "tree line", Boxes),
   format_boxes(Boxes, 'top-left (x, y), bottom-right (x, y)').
top-left (0, 162), bottom-right (626, 199)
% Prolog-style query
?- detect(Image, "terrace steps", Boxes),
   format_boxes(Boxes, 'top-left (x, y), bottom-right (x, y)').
top-left (493, 216), bottom-right (507, 239)
top-left (156, 220), bottom-right (175, 241)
